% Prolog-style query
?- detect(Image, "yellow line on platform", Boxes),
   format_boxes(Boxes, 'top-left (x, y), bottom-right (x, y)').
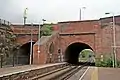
top-left (91, 67), bottom-right (98, 80)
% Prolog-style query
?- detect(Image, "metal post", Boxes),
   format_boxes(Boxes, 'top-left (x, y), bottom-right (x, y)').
top-left (58, 49), bottom-right (61, 62)
top-left (13, 53), bottom-right (15, 67)
top-left (23, 8), bottom-right (28, 25)
top-left (112, 14), bottom-right (117, 67)
top-left (30, 23), bottom-right (33, 65)
top-left (50, 54), bottom-right (52, 63)
top-left (17, 49), bottom-right (19, 65)
top-left (0, 54), bottom-right (3, 68)
top-left (79, 8), bottom-right (81, 20)
top-left (37, 23), bottom-right (41, 64)
top-left (0, 19), bottom-right (1, 26)
top-left (61, 53), bottom-right (63, 62)
top-left (24, 17), bottom-right (26, 25)
top-left (105, 12), bottom-right (117, 68)
top-left (60, 50), bottom-right (63, 62)
top-left (79, 7), bottom-right (86, 20)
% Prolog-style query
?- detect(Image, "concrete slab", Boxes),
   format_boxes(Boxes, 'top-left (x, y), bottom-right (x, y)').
top-left (98, 67), bottom-right (120, 80)
top-left (80, 66), bottom-right (120, 80)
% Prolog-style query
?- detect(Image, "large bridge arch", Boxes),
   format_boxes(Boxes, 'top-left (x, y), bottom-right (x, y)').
top-left (65, 42), bottom-right (94, 64)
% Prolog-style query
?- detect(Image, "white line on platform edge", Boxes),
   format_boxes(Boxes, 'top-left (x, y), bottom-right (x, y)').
top-left (79, 67), bottom-right (90, 80)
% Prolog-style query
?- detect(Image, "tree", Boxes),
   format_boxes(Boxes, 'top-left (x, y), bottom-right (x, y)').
top-left (41, 24), bottom-right (52, 36)
top-left (0, 27), bottom-right (20, 65)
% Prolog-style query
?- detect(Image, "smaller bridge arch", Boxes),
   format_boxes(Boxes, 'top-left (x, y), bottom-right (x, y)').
top-left (17, 41), bottom-right (36, 64)
top-left (65, 42), bottom-right (94, 64)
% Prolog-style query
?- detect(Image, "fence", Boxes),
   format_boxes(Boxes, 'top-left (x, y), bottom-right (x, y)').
top-left (0, 19), bottom-right (11, 27)
top-left (0, 55), bottom-right (29, 68)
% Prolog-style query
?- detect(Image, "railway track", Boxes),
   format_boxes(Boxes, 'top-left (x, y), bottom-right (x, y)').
top-left (30, 64), bottom-right (88, 80)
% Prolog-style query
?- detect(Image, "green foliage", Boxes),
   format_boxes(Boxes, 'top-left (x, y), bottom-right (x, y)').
top-left (0, 27), bottom-right (21, 67)
top-left (95, 55), bottom-right (120, 68)
top-left (0, 28), bottom-right (20, 58)
top-left (95, 56), bottom-right (113, 67)
top-left (116, 60), bottom-right (120, 68)
top-left (41, 24), bottom-right (52, 36)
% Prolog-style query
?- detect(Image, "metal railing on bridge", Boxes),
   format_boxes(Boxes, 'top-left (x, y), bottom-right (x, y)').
top-left (0, 19), bottom-right (11, 27)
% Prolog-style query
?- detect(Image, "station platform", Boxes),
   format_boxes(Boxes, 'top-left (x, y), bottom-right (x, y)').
top-left (81, 67), bottom-right (120, 80)
top-left (0, 63), bottom-right (65, 77)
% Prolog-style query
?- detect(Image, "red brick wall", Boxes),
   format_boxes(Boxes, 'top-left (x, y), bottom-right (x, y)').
top-left (33, 32), bottom-right (60, 64)
top-left (16, 35), bottom-right (38, 45)
top-left (33, 16), bottom-right (120, 64)
top-left (101, 24), bottom-right (120, 59)
top-left (58, 20), bottom-right (102, 56)
top-left (100, 16), bottom-right (120, 59)
top-left (59, 33), bottom-right (95, 53)
top-left (11, 25), bottom-right (39, 34)
top-left (58, 20), bottom-right (99, 33)
top-left (33, 20), bottom-right (103, 64)
top-left (10, 25), bottom-right (39, 45)
top-left (11, 24), bottom-right (57, 45)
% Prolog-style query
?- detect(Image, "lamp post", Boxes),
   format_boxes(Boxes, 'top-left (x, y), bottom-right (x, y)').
top-left (79, 7), bottom-right (86, 20)
top-left (42, 19), bottom-right (46, 36)
top-left (42, 19), bottom-right (46, 24)
top-left (30, 23), bottom-right (33, 65)
top-left (23, 8), bottom-right (28, 25)
top-left (37, 19), bottom-right (46, 64)
top-left (37, 23), bottom-right (41, 64)
top-left (105, 12), bottom-right (117, 67)
top-left (38, 23), bottom-right (41, 54)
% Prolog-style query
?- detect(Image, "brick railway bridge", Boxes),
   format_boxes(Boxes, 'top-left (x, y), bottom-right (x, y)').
top-left (1, 15), bottom-right (120, 65)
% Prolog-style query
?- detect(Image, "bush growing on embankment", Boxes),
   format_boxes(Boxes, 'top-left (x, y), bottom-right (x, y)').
top-left (95, 56), bottom-right (113, 67)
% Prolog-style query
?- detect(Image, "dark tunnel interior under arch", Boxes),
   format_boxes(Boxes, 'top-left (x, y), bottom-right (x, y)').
top-left (65, 42), bottom-right (93, 64)
top-left (17, 42), bottom-right (35, 65)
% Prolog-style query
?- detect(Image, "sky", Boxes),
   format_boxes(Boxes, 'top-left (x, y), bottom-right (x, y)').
top-left (0, 0), bottom-right (120, 24)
